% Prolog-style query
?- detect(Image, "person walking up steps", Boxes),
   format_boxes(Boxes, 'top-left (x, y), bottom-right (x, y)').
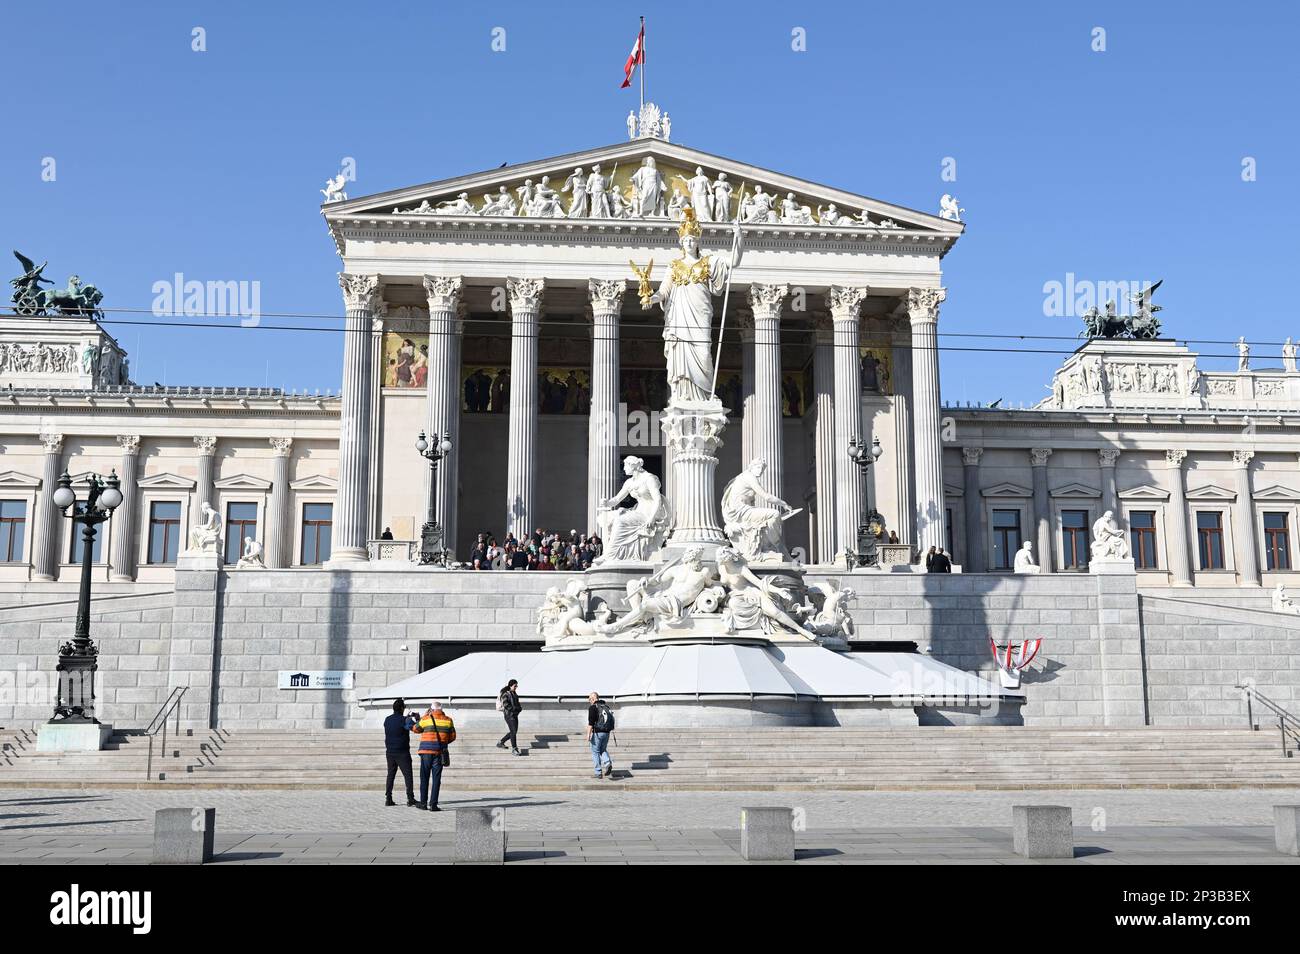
top-left (496, 679), bottom-right (524, 756)
top-left (586, 691), bottom-right (616, 780)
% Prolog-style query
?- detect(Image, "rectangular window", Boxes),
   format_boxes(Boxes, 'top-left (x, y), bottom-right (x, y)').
top-left (1263, 512), bottom-right (1291, 571)
top-left (224, 502), bottom-right (259, 564)
top-left (945, 507), bottom-right (955, 561)
top-left (0, 499), bottom-right (27, 563)
top-left (70, 516), bottom-right (105, 565)
top-left (1061, 509), bottom-right (1090, 570)
top-left (1129, 510), bottom-right (1158, 569)
top-left (991, 509), bottom-right (1022, 570)
top-left (147, 501), bottom-right (182, 565)
top-left (301, 503), bottom-right (333, 565)
top-left (1197, 511), bottom-right (1224, 570)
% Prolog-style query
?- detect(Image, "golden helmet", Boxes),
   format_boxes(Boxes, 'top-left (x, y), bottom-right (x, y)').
top-left (677, 206), bottom-right (702, 239)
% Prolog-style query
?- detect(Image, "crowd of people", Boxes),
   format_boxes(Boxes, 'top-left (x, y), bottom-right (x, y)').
top-left (463, 528), bottom-right (603, 571)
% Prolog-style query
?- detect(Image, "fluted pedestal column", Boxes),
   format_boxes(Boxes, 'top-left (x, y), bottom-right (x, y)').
top-left (32, 433), bottom-right (64, 581)
top-left (587, 280), bottom-right (626, 536)
top-left (505, 278), bottom-right (544, 541)
top-left (109, 435), bottom-right (141, 581)
top-left (827, 286), bottom-right (868, 560)
top-left (812, 315), bottom-right (837, 563)
top-left (1030, 447), bottom-right (1053, 573)
top-left (1232, 450), bottom-right (1260, 585)
top-left (1165, 450), bottom-right (1192, 586)
top-left (891, 324), bottom-right (915, 546)
top-left (334, 273), bottom-right (381, 562)
top-left (423, 275), bottom-right (464, 555)
top-left (266, 438), bottom-right (293, 568)
top-left (661, 401), bottom-right (728, 550)
top-left (907, 287), bottom-right (947, 551)
top-left (748, 284), bottom-right (788, 494)
top-left (962, 447), bottom-right (985, 571)
top-left (193, 435), bottom-right (217, 532)
top-left (1099, 448), bottom-right (1121, 518)
top-left (739, 313), bottom-right (755, 465)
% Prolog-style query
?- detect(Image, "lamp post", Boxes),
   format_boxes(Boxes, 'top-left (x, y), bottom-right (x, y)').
top-left (415, 430), bottom-right (452, 565)
top-left (846, 435), bottom-right (884, 570)
top-left (49, 469), bottom-right (123, 723)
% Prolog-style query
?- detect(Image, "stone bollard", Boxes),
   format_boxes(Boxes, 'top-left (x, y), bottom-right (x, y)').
top-left (154, 807), bottom-right (215, 865)
top-left (740, 807), bottom-right (795, 862)
top-left (454, 808), bottom-right (505, 863)
top-left (1012, 805), bottom-right (1073, 859)
top-left (1274, 805), bottom-right (1300, 857)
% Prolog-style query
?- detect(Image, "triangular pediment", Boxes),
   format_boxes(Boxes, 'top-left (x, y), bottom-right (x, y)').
top-left (1186, 483), bottom-right (1236, 501)
top-left (982, 482), bottom-right (1032, 498)
top-left (1118, 483), bottom-right (1171, 501)
top-left (290, 474), bottom-right (337, 491)
top-left (214, 473), bottom-right (273, 492)
top-left (944, 482), bottom-right (964, 498)
top-left (326, 140), bottom-right (962, 239)
top-left (136, 472), bottom-right (196, 490)
top-left (1253, 484), bottom-right (1300, 501)
top-left (1050, 482), bottom-right (1101, 498)
top-left (0, 470), bottom-right (41, 489)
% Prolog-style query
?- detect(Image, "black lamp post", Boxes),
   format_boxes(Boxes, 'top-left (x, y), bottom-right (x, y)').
top-left (415, 430), bottom-right (452, 565)
top-left (49, 469), bottom-right (123, 723)
top-left (846, 435), bottom-right (884, 570)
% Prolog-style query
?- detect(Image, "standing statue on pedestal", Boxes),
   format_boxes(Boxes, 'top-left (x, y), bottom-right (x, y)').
top-left (634, 207), bottom-right (742, 403)
top-left (1090, 509), bottom-right (1130, 561)
top-left (594, 456), bottom-right (670, 564)
top-left (721, 458), bottom-right (794, 561)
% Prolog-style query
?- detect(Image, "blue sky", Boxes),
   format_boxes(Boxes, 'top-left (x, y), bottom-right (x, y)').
top-left (2, 1), bottom-right (1295, 405)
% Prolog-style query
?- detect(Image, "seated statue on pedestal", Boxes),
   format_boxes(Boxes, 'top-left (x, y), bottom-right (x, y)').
top-left (721, 458), bottom-right (794, 562)
top-left (1090, 510), bottom-right (1130, 561)
top-left (186, 501), bottom-right (221, 554)
top-left (236, 536), bottom-right (265, 569)
top-left (594, 456), bottom-right (670, 564)
top-left (597, 547), bottom-right (716, 636)
top-left (715, 547), bottom-right (818, 640)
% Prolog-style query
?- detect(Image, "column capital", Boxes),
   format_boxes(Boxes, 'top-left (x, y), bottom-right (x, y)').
top-left (116, 434), bottom-right (142, 456)
top-left (905, 287), bottom-right (947, 323)
top-left (1029, 447), bottom-right (1053, 467)
top-left (270, 437), bottom-right (294, 458)
top-left (193, 435), bottom-right (218, 457)
top-left (39, 432), bottom-right (64, 454)
top-left (339, 273), bottom-right (382, 313)
top-left (587, 278), bottom-right (627, 313)
top-left (1232, 449), bottom-right (1255, 467)
top-left (1098, 448), bottom-right (1121, 467)
top-left (747, 283), bottom-right (789, 319)
top-left (825, 285), bottom-right (868, 321)
top-left (506, 277), bottom-right (545, 313)
top-left (422, 274), bottom-right (464, 313)
top-left (962, 446), bottom-right (984, 467)
top-left (1166, 449), bottom-right (1188, 468)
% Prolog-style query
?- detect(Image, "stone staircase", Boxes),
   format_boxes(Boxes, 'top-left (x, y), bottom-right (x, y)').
top-left (2, 726), bottom-right (1299, 790)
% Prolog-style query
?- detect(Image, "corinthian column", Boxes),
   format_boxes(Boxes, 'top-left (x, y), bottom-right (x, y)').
top-left (423, 275), bottom-right (464, 554)
top-left (812, 313), bottom-right (837, 563)
top-left (907, 286), bottom-right (947, 551)
top-left (827, 285), bottom-right (868, 559)
top-left (962, 447), bottom-right (985, 572)
top-left (32, 433), bottom-right (64, 581)
top-left (739, 312), bottom-right (755, 464)
top-left (1030, 447), bottom-right (1054, 573)
top-left (1165, 450), bottom-right (1192, 586)
top-left (334, 273), bottom-right (381, 562)
top-left (505, 278), bottom-right (544, 540)
top-left (108, 435), bottom-right (142, 581)
top-left (587, 279), bottom-right (626, 536)
top-left (1231, 450), bottom-right (1260, 585)
top-left (747, 283), bottom-right (788, 495)
top-left (891, 322), bottom-right (915, 546)
top-left (193, 435), bottom-right (217, 527)
top-left (265, 438), bottom-right (293, 568)
top-left (1098, 448), bottom-right (1121, 518)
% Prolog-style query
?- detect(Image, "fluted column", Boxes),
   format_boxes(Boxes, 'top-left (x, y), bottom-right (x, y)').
top-left (587, 279), bottom-right (626, 536)
top-left (748, 283), bottom-right (788, 494)
top-left (891, 323), bottom-right (915, 546)
top-left (962, 447), bottom-right (985, 572)
top-left (193, 435), bottom-right (217, 527)
top-left (32, 433), bottom-right (64, 581)
top-left (1030, 447), bottom-right (1053, 573)
top-left (1098, 448), bottom-right (1121, 518)
top-left (108, 435), bottom-right (141, 581)
top-left (812, 314), bottom-right (837, 563)
top-left (739, 312), bottom-right (755, 465)
top-left (1231, 450), bottom-right (1260, 585)
top-left (335, 272), bottom-right (380, 562)
top-left (265, 438), bottom-right (293, 568)
top-left (1165, 450), bottom-right (1192, 586)
top-left (505, 278), bottom-right (544, 540)
top-left (828, 285), bottom-right (868, 559)
top-left (907, 287), bottom-right (947, 551)
top-left (423, 275), bottom-right (464, 555)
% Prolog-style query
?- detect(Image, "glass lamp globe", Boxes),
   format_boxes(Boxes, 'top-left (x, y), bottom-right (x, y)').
top-left (870, 438), bottom-right (884, 462)
top-left (52, 485), bottom-right (75, 510)
top-left (415, 432), bottom-right (429, 454)
top-left (847, 440), bottom-right (861, 461)
top-left (100, 485), bottom-right (124, 511)
top-left (438, 438), bottom-right (452, 454)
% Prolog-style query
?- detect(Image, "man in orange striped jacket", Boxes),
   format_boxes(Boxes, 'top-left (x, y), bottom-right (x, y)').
top-left (411, 701), bottom-right (456, 811)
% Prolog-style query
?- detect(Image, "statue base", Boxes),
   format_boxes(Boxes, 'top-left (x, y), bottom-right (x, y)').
top-left (660, 398), bottom-right (728, 548)
top-left (1090, 557), bottom-right (1136, 575)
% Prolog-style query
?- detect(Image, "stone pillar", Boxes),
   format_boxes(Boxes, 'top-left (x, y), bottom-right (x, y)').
top-left (1030, 447), bottom-right (1054, 573)
top-left (265, 438), bottom-right (293, 568)
top-left (32, 433), bottom-right (64, 581)
top-left (891, 323), bottom-right (915, 546)
top-left (747, 283), bottom-right (788, 494)
top-left (1098, 448), bottom-right (1120, 518)
top-left (334, 273), bottom-right (381, 562)
top-left (505, 278), bottom-right (544, 541)
top-left (587, 279), bottom-right (625, 537)
top-left (1096, 571), bottom-right (1148, 726)
top-left (1231, 450), bottom-right (1260, 585)
top-left (907, 287), bottom-right (947, 551)
top-left (827, 285), bottom-right (868, 559)
top-left (661, 403), bottom-right (728, 549)
top-left (812, 314), bottom-right (837, 563)
top-left (193, 436), bottom-right (217, 529)
top-left (109, 435), bottom-right (141, 582)
top-left (739, 312), bottom-right (755, 465)
top-left (962, 447), bottom-right (985, 572)
top-left (423, 275), bottom-right (464, 554)
top-left (1164, 450), bottom-right (1192, 586)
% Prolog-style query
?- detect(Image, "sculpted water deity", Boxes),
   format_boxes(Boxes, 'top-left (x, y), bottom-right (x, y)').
top-left (598, 547), bottom-right (718, 635)
top-left (715, 548), bottom-right (819, 640)
top-left (594, 456), bottom-right (670, 563)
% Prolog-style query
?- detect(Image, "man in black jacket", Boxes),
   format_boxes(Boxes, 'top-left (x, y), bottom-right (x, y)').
top-left (496, 680), bottom-right (524, 755)
top-left (382, 697), bottom-right (417, 807)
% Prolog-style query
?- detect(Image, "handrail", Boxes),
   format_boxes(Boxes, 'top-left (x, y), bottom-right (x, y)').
top-left (1236, 684), bottom-right (1300, 758)
top-left (144, 686), bottom-right (188, 781)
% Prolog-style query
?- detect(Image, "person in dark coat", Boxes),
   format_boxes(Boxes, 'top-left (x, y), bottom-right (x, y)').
top-left (382, 697), bottom-right (417, 807)
top-left (496, 679), bottom-right (524, 755)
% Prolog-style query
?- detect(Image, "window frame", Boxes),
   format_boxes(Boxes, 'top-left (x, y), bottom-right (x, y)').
top-left (146, 499), bottom-right (184, 566)
top-left (300, 501), bottom-right (334, 566)
top-left (1128, 509), bottom-right (1159, 570)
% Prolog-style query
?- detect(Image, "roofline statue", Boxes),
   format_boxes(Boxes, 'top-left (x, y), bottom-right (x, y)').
top-left (9, 250), bottom-right (105, 320)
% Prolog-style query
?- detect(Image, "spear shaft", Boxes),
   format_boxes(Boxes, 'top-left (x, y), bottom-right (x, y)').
top-left (709, 182), bottom-right (746, 399)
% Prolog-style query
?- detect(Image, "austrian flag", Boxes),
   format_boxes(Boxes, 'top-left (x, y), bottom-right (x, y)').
top-left (621, 24), bottom-right (644, 88)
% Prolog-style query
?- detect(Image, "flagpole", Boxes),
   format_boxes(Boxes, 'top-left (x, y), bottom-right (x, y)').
top-left (639, 16), bottom-right (645, 114)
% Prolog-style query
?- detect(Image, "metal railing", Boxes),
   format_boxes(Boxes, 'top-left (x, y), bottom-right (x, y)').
top-left (1236, 684), bottom-right (1300, 758)
top-left (144, 686), bottom-right (189, 781)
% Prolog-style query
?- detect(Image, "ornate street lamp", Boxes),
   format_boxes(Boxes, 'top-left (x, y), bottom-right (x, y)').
top-left (49, 469), bottom-right (123, 723)
top-left (415, 430), bottom-right (452, 565)
top-left (846, 436), bottom-right (884, 570)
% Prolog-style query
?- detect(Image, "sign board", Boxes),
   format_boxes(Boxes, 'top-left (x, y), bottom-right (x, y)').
top-left (278, 670), bottom-right (355, 691)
